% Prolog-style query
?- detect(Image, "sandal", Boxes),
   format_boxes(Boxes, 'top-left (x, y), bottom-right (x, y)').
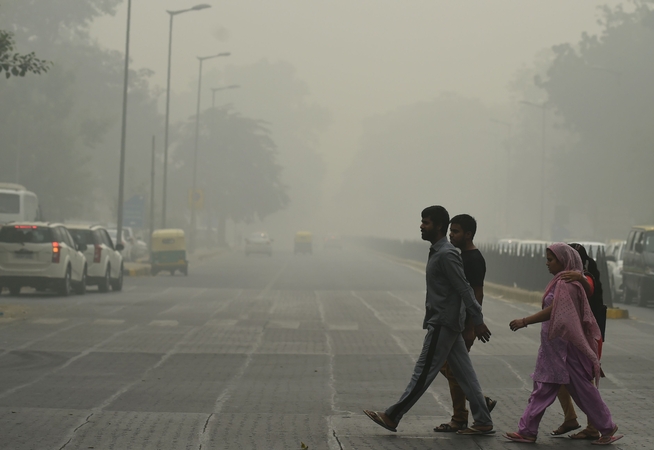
top-left (434, 420), bottom-right (467, 432)
top-left (503, 432), bottom-right (536, 443)
top-left (457, 425), bottom-right (495, 435)
top-left (551, 422), bottom-right (581, 436)
top-left (570, 428), bottom-right (600, 440)
top-left (591, 425), bottom-right (624, 446)
top-left (363, 410), bottom-right (397, 432)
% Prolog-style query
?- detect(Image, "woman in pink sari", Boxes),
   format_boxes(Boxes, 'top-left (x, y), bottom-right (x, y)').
top-left (504, 243), bottom-right (622, 445)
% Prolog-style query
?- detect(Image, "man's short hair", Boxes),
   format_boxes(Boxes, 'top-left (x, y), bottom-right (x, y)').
top-left (421, 205), bottom-right (450, 234)
top-left (450, 214), bottom-right (477, 239)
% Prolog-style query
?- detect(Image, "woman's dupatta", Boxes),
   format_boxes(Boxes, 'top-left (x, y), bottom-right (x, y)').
top-left (545, 243), bottom-right (602, 385)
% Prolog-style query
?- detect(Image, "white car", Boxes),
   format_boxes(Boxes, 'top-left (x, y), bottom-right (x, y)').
top-left (108, 228), bottom-right (133, 262)
top-left (606, 240), bottom-right (626, 301)
top-left (245, 232), bottom-right (273, 256)
top-left (68, 225), bottom-right (124, 292)
top-left (0, 222), bottom-right (88, 296)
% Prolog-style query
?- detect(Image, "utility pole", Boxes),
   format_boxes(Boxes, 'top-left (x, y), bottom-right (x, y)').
top-left (116, 0), bottom-right (132, 246)
top-left (149, 135), bottom-right (156, 257)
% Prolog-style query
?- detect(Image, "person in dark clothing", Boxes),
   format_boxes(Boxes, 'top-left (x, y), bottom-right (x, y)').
top-left (363, 206), bottom-right (494, 436)
top-left (434, 214), bottom-right (497, 432)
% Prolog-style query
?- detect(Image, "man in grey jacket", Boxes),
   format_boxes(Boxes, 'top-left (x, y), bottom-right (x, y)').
top-left (364, 205), bottom-right (494, 435)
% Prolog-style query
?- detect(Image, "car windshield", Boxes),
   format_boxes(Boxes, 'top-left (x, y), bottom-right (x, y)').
top-left (0, 193), bottom-right (20, 214)
top-left (0, 225), bottom-right (52, 243)
top-left (69, 229), bottom-right (95, 246)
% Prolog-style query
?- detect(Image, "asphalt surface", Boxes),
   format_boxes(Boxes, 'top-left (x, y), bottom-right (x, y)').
top-left (0, 246), bottom-right (650, 449)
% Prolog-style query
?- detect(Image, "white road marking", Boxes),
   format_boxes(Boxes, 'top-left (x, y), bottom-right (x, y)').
top-left (267, 320), bottom-right (300, 329)
top-left (32, 318), bottom-right (68, 324)
top-left (148, 320), bottom-right (178, 327)
top-left (93, 319), bottom-right (125, 326)
top-left (316, 292), bottom-right (352, 450)
top-left (256, 261), bottom-right (289, 300)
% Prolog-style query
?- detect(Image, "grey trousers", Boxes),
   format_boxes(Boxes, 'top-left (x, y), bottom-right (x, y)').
top-left (385, 325), bottom-right (492, 426)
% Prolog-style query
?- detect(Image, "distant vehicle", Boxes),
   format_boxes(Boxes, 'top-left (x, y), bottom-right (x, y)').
top-left (324, 233), bottom-right (342, 249)
top-left (151, 229), bottom-right (188, 276)
top-left (294, 231), bottom-right (312, 255)
top-left (622, 226), bottom-right (654, 306)
top-left (567, 241), bottom-right (606, 259)
top-left (245, 232), bottom-right (273, 256)
top-left (606, 240), bottom-right (626, 301)
top-left (0, 183), bottom-right (41, 224)
top-left (516, 240), bottom-right (550, 257)
top-left (0, 222), bottom-right (87, 296)
top-left (67, 224), bottom-right (124, 292)
top-left (107, 228), bottom-right (133, 262)
top-left (497, 238), bottom-right (519, 254)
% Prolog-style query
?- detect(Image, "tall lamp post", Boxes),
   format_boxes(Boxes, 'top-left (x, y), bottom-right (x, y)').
top-left (520, 101), bottom-right (547, 239)
top-left (161, 3), bottom-right (212, 229)
top-left (490, 118), bottom-right (512, 236)
top-left (190, 52), bottom-right (231, 252)
top-left (212, 84), bottom-right (240, 108)
top-left (116, 0), bottom-right (133, 246)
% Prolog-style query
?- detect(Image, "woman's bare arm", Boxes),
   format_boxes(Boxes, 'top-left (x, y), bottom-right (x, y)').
top-left (510, 306), bottom-right (553, 331)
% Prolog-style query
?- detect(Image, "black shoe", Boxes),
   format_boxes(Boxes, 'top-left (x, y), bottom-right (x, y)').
top-left (485, 396), bottom-right (497, 413)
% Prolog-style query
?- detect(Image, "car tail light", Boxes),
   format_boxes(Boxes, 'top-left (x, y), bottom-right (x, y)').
top-left (52, 242), bottom-right (61, 263)
top-left (93, 245), bottom-right (102, 263)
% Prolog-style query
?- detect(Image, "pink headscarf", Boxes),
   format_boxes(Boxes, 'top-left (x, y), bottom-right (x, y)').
top-left (545, 243), bottom-right (602, 384)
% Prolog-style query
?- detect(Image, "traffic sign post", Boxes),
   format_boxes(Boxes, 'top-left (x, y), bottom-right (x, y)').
top-left (123, 194), bottom-right (146, 228)
top-left (188, 189), bottom-right (204, 211)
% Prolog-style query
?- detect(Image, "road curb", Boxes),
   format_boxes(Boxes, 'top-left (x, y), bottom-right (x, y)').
top-left (124, 264), bottom-right (151, 277)
top-left (606, 307), bottom-right (629, 319)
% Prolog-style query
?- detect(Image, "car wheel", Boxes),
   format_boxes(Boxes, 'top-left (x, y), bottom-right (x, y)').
top-left (74, 266), bottom-right (87, 295)
top-left (638, 282), bottom-right (649, 307)
top-left (622, 284), bottom-right (633, 305)
top-left (59, 266), bottom-right (72, 296)
top-left (182, 265), bottom-right (188, 276)
top-left (111, 264), bottom-right (124, 291)
top-left (98, 265), bottom-right (111, 293)
top-left (9, 286), bottom-right (21, 296)
top-left (169, 270), bottom-right (175, 276)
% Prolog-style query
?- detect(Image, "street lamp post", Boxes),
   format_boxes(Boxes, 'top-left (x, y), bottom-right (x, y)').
top-left (212, 84), bottom-right (240, 108)
top-left (490, 118), bottom-right (512, 236)
top-left (161, 3), bottom-right (211, 229)
top-left (190, 52), bottom-right (231, 253)
top-left (116, 0), bottom-right (132, 246)
top-left (520, 101), bottom-right (547, 239)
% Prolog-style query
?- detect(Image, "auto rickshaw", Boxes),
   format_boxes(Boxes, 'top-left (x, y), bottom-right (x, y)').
top-left (294, 231), bottom-right (313, 254)
top-left (151, 229), bottom-right (188, 275)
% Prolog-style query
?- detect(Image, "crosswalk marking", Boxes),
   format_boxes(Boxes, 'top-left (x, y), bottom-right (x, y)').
top-left (32, 318), bottom-right (68, 324)
top-left (93, 319), bottom-right (125, 326)
top-left (267, 320), bottom-right (300, 329)
top-left (148, 320), bottom-right (179, 327)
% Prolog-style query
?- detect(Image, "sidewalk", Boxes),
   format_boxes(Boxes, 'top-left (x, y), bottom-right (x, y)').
top-left (123, 247), bottom-right (228, 277)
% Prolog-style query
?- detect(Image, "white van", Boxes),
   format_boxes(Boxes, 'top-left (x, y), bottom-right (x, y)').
top-left (0, 183), bottom-right (41, 224)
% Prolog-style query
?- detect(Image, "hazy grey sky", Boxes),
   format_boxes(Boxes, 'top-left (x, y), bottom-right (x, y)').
top-left (91, 0), bottom-right (621, 182)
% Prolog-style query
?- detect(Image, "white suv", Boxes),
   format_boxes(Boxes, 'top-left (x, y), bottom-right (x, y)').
top-left (68, 225), bottom-right (124, 292)
top-left (0, 222), bottom-right (88, 296)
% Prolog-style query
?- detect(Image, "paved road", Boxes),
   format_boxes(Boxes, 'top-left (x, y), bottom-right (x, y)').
top-left (0, 247), bottom-right (650, 449)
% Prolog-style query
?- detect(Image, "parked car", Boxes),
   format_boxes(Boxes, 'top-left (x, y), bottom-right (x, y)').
top-left (245, 232), bottom-right (273, 256)
top-left (68, 224), bottom-right (124, 292)
top-left (622, 226), bottom-right (654, 306)
top-left (0, 222), bottom-right (87, 296)
top-left (606, 240), bottom-right (626, 301)
top-left (108, 228), bottom-right (132, 262)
